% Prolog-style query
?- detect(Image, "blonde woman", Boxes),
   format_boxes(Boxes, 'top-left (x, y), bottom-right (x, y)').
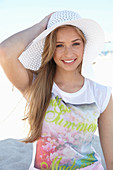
top-left (0, 10), bottom-right (113, 170)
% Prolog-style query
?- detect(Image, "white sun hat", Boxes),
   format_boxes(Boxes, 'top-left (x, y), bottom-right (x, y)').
top-left (19, 10), bottom-right (105, 80)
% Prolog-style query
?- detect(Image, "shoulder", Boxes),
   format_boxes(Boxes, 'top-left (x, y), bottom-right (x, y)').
top-left (86, 78), bottom-right (111, 96)
top-left (86, 78), bottom-right (112, 113)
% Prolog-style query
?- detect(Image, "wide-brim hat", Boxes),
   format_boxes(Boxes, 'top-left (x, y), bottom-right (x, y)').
top-left (19, 10), bottom-right (105, 79)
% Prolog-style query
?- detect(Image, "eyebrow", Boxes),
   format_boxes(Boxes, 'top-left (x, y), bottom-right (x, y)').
top-left (56, 38), bottom-right (82, 43)
top-left (72, 38), bottom-right (82, 42)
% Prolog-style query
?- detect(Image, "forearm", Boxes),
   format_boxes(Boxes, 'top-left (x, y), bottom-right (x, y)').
top-left (0, 13), bottom-right (52, 65)
top-left (106, 162), bottom-right (113, 170)
top-left (0, 22), bottom-right (45, 60)
top-left (102, 137), bottom-right (113, 170)
top-left (99, 122), bottom-right (113, 170)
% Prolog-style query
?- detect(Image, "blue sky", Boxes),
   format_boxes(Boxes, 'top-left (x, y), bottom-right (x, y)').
top-left (0, 0), bottom-right (113, 41)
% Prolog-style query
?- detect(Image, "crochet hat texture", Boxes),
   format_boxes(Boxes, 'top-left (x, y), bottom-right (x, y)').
top-left (19, 10), bottom-right (105, 79)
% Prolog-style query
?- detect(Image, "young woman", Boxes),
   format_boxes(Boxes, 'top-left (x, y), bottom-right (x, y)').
top-left (0, 10), bottom-right (113, 170)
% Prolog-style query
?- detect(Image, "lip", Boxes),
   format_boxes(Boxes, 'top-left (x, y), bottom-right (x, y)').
top-left (62, 58), bottom-right (77, 64)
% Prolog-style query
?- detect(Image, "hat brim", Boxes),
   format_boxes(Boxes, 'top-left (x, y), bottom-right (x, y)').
top-left (19, 18), bottom-right (104, 79)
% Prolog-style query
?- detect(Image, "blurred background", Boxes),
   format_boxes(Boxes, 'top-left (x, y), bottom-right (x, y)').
top-left (0, 0), bottom-right (113, 140)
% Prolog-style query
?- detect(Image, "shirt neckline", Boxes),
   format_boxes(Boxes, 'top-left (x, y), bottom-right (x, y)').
top-left (53, 78), bottom-right (87, 97)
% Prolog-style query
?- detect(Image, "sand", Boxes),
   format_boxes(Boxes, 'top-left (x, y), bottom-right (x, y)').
top-left (0, 138), bottom-right (32, 170)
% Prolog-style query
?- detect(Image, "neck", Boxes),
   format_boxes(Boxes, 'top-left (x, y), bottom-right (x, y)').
top-left (54, 69), bottom-right (84, 93)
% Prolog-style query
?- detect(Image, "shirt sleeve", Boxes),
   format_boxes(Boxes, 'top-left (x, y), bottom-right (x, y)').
top-left (94, 82), bottom-right (112, 113)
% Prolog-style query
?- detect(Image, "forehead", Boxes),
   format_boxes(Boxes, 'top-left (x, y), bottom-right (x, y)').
top-left (56, 26), bottom-right (82, 40)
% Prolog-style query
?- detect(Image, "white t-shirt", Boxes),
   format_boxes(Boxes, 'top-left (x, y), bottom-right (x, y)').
top-left (29, 78), bottom-right (112, 170)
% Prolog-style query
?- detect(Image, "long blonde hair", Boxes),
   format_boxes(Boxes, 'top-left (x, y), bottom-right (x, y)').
top-left (23, 25), bottom-right (86, 143)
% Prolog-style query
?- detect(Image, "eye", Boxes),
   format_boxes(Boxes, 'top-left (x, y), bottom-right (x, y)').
top-left (56, 44), bottom-right (63, 48)
top-left (72, 42), bottom-right (80, 46)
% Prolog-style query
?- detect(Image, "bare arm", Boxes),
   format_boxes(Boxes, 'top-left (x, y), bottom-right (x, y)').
top-left (0, 14), bottom-right (52, 94)
top-left (98, 95), bottom-right (113, 170)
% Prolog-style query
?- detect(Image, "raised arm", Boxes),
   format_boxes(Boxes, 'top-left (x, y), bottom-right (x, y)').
top-left (0, 14), bottom-right (52, 94)
top-left (98, 95), bottom-right (113, 170)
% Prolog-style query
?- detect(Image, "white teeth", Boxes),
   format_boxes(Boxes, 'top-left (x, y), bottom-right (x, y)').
top-left (64, 59), bottom-right (74, 63)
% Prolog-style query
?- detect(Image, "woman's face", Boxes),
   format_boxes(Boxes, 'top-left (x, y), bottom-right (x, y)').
top-left (53, 26), bottom-right (84, 73)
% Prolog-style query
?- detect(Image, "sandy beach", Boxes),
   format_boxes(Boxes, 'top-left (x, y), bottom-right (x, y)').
top-left (0, 55), bottom-right (113, 170)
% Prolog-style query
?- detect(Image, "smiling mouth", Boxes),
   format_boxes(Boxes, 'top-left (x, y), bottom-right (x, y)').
top-left (63, 59), bottom-right (76, 64)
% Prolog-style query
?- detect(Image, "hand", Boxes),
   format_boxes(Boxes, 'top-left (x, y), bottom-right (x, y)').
top-left (38, 13), bottom-right (54, 31)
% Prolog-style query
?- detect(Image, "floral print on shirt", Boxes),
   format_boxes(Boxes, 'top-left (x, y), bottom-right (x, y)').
top-left (34, 95), bottom-right (100, 169)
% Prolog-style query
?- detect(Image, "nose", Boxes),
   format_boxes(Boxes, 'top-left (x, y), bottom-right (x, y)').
top-left (64, 46), bottom-right (73, 57)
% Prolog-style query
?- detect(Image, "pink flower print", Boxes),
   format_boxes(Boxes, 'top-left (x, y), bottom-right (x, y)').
top-left (35, 137), bottom-right (57, 169)
top-left (58, 138), bottom-right (65, 145)
top-left (49, 145), bottom-right (77, 165)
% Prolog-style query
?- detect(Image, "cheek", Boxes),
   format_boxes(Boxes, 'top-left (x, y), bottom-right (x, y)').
top-left (78, 46), bottom-right (84, 56)
top-left (53, 50), bottom-right (61, 59)
top-left (80, 47), bottom-right (84, 56)
top-left (53, 52), bottom-right (62, 65)
top-left (55, 48), bottom-right (64, 55)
